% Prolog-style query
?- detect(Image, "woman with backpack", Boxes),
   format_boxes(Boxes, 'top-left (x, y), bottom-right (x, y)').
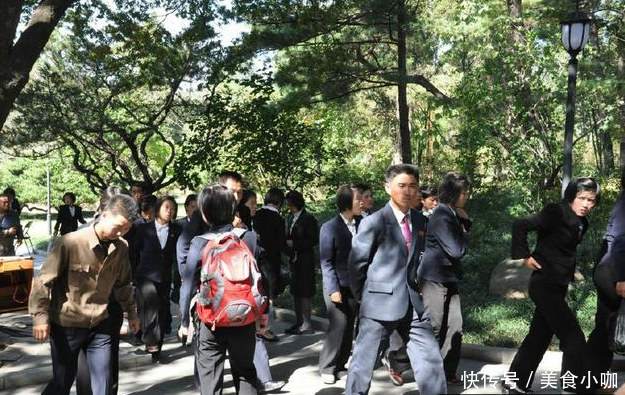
top-left (180, 185), bottom-right (264, 394)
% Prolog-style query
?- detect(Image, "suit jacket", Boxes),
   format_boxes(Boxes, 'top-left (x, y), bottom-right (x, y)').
top-left (319, 214), bottom-right (358, 294)
top-left (600, 194), bottom-right (625, 282)
top-left (287, 208), bottom-right (319, 266)
top-left (133, 220), bottom-right (182, 284)
top-left (417, 203), bottom-right (469, 283)
top-left (56, 205), bottom-right (86, 235)
top-left (348, 203), bottom-right (426, 321)
top-left (254, 207), bottom-right (289, 267)
top-left (511, 201), bottom-right (587, 286)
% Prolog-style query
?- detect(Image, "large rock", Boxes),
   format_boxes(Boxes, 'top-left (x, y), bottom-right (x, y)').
top-left (489, 258), bottom-right (532, 298)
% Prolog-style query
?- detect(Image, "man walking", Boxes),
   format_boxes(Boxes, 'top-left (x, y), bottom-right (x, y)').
top-left (345, 164), bottom-right (446, 395)
top-left (29, 194), bottom-right (140, 395)
top-left (0, 193), bottom-right (22, 256)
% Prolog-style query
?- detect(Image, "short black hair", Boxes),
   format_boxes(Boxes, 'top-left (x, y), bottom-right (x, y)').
top-left (241, 189), bottom-right (257, 205)
top-left (130, 181), bottom-right (148, 193)
top-left (155, 195), bottom-right (177, 221)
top-left (103, 194), bottom-right (137, 221)
top-left (218, 171), bottom-right (243, 185)
top-left (285, 190), bottom-right (305, 211)
top-left (438, 172), bottom-right (471, 205)
top-left (336, 185), bottom-right (354, 213)
top-left (139, 194), bottom-right (157, 214)
top-left (2, 188), bottom-right (15, 197)
top-left (420, 185), bottom-right (438, 199)
top-left (354, 183), bottom-right (371, 195)
top-left (99, 186), bottom-right (130, 211)
top-left (184, 194), bottom-right (198, 208)
top-left (198, 185), bottom-right (236, 226)
top-left (385, 164), bottom-right (419, 184)
top-left (62, 192), bottom-right (77, 204)
top-left (264, 187), bottom-right (285, 207)
top-left (564, 177), bottom-right (601, 206)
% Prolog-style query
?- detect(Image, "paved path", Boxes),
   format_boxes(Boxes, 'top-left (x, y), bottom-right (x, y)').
top-left (4, 317), bottom-right (625, 395)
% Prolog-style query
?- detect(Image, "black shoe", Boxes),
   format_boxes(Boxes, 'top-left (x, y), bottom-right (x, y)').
top-left (259, 380), bottom-right (286, 393)
top-left (501, 381), bottom-right (532, 394)
top-left (284, 325), bottom-right (301, 334)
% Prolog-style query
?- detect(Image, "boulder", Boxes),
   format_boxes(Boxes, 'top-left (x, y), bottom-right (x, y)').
top-left (489, 258), bottom-right (532, 299)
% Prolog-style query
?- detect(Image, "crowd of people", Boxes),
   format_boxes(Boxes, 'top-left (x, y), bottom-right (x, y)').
top-left (0, 164), bottom-right (621, 395)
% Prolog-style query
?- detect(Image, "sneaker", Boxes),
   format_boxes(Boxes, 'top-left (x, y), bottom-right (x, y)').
top-left (321, 373), bottom-right (336, 384)
top-left (259, 380), bottom-right (286, 394)
top-left (336, 370), bottom-right (348, 380)
top-left (258, 329), bottom-right (279, 342)
top-left (382, 356), bottom-right (403, 386)
top-left (299, 326), bottom-right (315, 335)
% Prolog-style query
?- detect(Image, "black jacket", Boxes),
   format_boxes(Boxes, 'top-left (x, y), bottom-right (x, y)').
top-left (254, 207), bottom-right (289, 267)
top-left (511, 201), bottom-right (588, 286)
top-left (55, 205), bottom-right (86, 235)
top-left (133, 220), bottom-right (182, 284)
top-left (417, 203), bottom-right (468, 283)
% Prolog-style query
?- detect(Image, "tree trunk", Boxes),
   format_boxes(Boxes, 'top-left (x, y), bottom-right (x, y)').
top-left (0, 0), bottom-right (75, 131)
top-left (618, 33), bottom-right (625, 169)
top-left (396, 0), bottom-right (411, 164)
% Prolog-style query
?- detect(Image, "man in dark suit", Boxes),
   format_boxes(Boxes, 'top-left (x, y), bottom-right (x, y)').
top-left (171, 194), bottom-right (197, 304)
top-left (345, 164), bottom-right (446, 395)
top-left (254, 187), bottom-right (289, 301)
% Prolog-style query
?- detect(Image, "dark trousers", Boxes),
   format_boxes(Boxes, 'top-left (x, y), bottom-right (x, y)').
top-left (319, 287), bottom-right (358, 375)
top-left (137, 278), bottom-right (170, 347)
top-left (43, 319), bottom-right (113, 395)
top-left (196, 322), bottom-right (260, 394)
top-left (588, 261), bottom-right (621, 383)
top-left (345, 307), bottom-right (446, 395)
top-left (420, 280), bottom-right (462, 379)
top-left (508, 274), bottom-right (588, 392)
top-left (75, 301), bottom-right (123, 395)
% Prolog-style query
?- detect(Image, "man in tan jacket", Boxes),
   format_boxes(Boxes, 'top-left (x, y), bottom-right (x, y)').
top-left (29, 194), bottom-right (140, 395)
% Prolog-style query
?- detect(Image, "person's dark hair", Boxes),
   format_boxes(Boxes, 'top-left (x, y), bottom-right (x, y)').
top-left (420, 185), bottom-right (438, 199)
top-left (285, 190), bottom-right (305, 211)
top-left (354, 183), bottom-right (371, 195)
top-left (385, 164), bottom-right (419, 184)
top-left (130, 181), bottom-right (148, 193)
top-left (99, 186), bottom-right (130, 212)
top-left (620, 168), bottom-right (625, 191)
top-left (2, 188), bottom-right (15, 197)
top-left (264, 187), bottom-right (285, 207)
top-left (198, 185), bottom-right (236, 226)
top-left (218, 171), bottom-right (243, 185)
top-left (155, 195), bottom-right (177, 221)
top-left (336, 185), bottom-right (355, 213)
top-left (438, 172), bottom-right (471, 205)
top-left (241, 189), bottom-right (257, 205)
top-left (103, 194), bottom-right (137, 221)
top-left (564, 177), bottom-right (601, 206)
top-left (183, 193), bottom-right (197, 208)
top-left (139, 194), bottom-right (157, 214)
top-left (62, 192), bottom-right (76, 204)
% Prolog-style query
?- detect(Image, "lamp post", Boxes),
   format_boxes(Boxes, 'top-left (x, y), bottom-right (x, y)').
top-left (560, 2), bottom-right (591, 196)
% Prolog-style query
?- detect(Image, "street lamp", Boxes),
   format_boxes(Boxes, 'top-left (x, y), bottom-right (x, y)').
top-left (560, 2), bottom-right (591, 196)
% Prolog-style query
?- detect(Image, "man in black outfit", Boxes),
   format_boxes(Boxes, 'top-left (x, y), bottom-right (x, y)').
top-left (254, 187), bottom-right (290, 301)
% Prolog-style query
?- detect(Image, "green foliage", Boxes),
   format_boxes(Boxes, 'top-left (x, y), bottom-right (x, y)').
top-left (0, 153), bottom-right (97, 206)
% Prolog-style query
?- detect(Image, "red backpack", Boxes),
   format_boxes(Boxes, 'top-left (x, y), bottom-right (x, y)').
top-left (196, 230), bottom-right (267, 330)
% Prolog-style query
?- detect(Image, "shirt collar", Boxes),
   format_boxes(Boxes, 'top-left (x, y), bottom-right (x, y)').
top-left (339, 213), bottom-right (355, 227)
top-left (389, 202), bottom-right (410, 225)
top-left (155, 220), bottom-right (169, 231)
top-left (261, 205), bottom-right (279, 214)
top-left (87, 223), bottom-right (117, 255)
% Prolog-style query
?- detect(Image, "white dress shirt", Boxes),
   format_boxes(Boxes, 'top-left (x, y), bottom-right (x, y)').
top-left (155, 221), bottom-right (169, 249)
top-left (340, 213), bottom-right (357, 236)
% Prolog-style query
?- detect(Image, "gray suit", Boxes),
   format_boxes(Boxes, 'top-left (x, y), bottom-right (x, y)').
top-left (345, 203), bottom-right (446, 395)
